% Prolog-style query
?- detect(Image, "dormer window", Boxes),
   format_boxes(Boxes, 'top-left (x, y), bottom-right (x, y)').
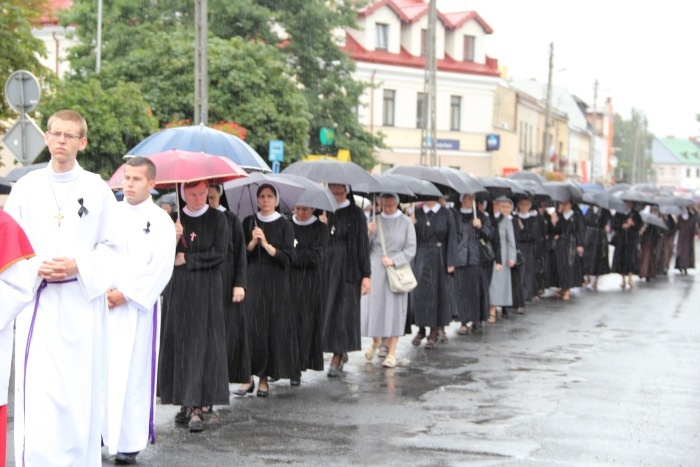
top-left (376, 23), bottom-right (389, 50)
top-left (463, 35), bottom-right (475, 61)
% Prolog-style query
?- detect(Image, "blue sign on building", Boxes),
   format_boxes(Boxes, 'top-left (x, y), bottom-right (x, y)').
top-left (269, 140), bottom-right (284, 162)
top-left (486, 134), bottom-right (500, 151)
top-left (422, 139), bottom-right (460, 150)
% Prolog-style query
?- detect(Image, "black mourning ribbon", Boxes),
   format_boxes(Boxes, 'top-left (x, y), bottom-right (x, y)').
top-left (77, 198), bottom-right (89, 217)
top-left (144, 221), bottom-right (151, 233)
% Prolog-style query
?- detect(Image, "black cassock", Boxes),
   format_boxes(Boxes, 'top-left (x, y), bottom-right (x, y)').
top-left (409, 206), bottom-right (457, 328)
top-left (242, 215), bottom-right (298, 379)
top-left (514, 212), bottom-right (539, 301)
top-left (675, 213), bottom-right (698, 271)
top-left (159, 207), bottom-right (230, 407)
top-left (582, 207), bottom-right (611, 277)
top-left (453, 209), bottom-right (493, 324)
top-left (289, 218), bottom-right (329, 372)
top-left (638, 222), bottom-right (661, 280)
top-left (611, 210), bottom-right (642, 274)
top-left (321, 203), bottom-right (371, 354)
top-left (535, 208), bottom-right (555, 290)
top-left (552, 210), bottom-right (585, 290)
top-left (221, 209), bottom-right (250, 384)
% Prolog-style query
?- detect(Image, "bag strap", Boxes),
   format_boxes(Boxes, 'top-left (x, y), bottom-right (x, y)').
top-left (377, 216), bottom-right (389, 257)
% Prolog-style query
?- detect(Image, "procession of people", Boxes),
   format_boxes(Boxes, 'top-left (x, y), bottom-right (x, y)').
top-left (1, 110), bottom-right (699, 466)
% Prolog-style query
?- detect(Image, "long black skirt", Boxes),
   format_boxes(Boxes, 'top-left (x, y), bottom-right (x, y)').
top-left (454, 265), bottom-right (488, 324)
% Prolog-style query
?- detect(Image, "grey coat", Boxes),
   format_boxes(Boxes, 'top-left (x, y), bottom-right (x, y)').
top-left (489, 215), bottom-right (517, 307)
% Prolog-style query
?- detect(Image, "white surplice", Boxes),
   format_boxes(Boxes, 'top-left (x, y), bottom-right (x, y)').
top-left (103, 198), bottom-right (175, 456)
top-left (5, 163), bottom-right (124, 467)
top-left (0, 258), bottom-right (40, 407)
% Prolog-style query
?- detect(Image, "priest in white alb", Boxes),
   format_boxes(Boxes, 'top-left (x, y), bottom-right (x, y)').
top-left (4, 110), bottom-right (124, 466)
top-left (103, 156), bottom-right (175, 465)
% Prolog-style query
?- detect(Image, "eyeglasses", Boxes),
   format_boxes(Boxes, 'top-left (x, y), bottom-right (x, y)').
top-left (47, 130), bottom-right (82, 141)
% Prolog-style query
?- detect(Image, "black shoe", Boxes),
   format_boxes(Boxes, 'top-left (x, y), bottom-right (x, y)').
top-left (232, 380), bottom-right (255, 396)
top-left (338, 353), bottom-right (349, 371)
top-left (290, 377), bottom-right (301, 386)
top-left (174, 407), bottom-right (190, 425)
top-left (327, 366), bottom-right (339, 377)
top-left (115, 452), bottom-right (139, 465)
top-left (257, 387), bottom-right (269, 398)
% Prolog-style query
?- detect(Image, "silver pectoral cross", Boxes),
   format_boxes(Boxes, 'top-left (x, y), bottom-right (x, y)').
top-left (56, 211), bottom-right (64, 227)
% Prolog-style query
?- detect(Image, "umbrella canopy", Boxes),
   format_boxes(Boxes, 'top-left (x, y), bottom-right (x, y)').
top-left (376, 173), bottom-right (442, 200)
top-left (658, 204), bottom-right (682, 216)
top-left (510, 179), bottom-right (551, 205)
top-left (5, 162), bottom-right (48, 182)
top-left (352, 174), bottom-right (416, 203)
top-left (582, 191), bottom-right (629, 214)
top-left (478, 176), bottom-right (513, 199)
top-left (273, 173), bottom-right (337, 212)
top-left (383, 165), bottom-right (456, 194)
top-left (436, 167), bottom-right (487, 195)
top-left (607, 183), bottom-right (631, 194)
top-left (0, 176), bottom-right (12, 195)
top-left (617, 190), bottom-right (655, 205)
top-left (640, 211), bottom-right (668, 230)
top-left (224, 171), bottom-right (306, 219)
top-left (108, 150), bottom-right (249, 189)
top-left (282, 159), bottom-right (375, 186)
top-left (544, 181), bottom-right (584, 203)
top-left (506, 171), bottom-right (546, 185)
top-left (579, 183), bottom-right (606, 192)
top-left (127, 124), bottom-right (271, 172)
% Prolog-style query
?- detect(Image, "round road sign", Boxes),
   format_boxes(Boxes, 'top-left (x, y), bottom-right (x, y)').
top-left (5, 70), bottom-right (41, 113)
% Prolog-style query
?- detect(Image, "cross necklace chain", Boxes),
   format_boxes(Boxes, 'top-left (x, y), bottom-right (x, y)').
top-left (47, 174), bottom-right (81, 227)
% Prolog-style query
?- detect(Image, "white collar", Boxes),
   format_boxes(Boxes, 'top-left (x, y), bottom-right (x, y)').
top-left (183, 204), bottom-right (209, 217)
top-left (381, 210), bottom-right (402, 219)
top-left (293, 214), bottom-right (317, 226)
top-left (124, 196), bottom-right (154, 212)
top-left (337, 199), bottom-right (351, 209)
top-left (592, 206), bottom-right (600, 214)
top-left (215, 205), bottom-right (226, 212)
top-left (494, 212), bottom-right (501, 218)
top-left (506, 214), bottom-right (513, 220)
top-left (459, 208), bottom-right (473, 214)
top-left (423, 204), bottom-right (441, 214)
top-left (563, 210), bottom-right (574, 220)
top-left (48, 161), bottom-right (82, 183)
top-left (257, 211), bottom-right (282, 222)
top-left (518, 211), bottom-right (532, 219)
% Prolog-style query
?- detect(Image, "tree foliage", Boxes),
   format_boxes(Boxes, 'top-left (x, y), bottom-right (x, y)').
top-left (612, 109), bottom-right (653, 183)
top-left (0, 0), bottom-right (54, 122)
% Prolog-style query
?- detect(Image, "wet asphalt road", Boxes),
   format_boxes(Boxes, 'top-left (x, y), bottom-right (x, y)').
top-left (7, 260), bottom-right (700, 466)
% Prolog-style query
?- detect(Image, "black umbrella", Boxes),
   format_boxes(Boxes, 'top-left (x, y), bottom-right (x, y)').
top-left (618, 190), bottom-right (655, 205)
top-left (375, 173), bottom-right (442, 200)
top-left (640, 211), bottom-right (668, 230)
top-left (510, 179), bottom-right (551, 205)
top-left (273, 173), bottom-right (337, 212)
top-left (436, 167), bottom-right (487, 195)
top-left (282, 159), bottom-right (375, 186)
top-left (582, 191), bottom-right (629, 214)
top-left (544, 181), bottom-right (584, 203)
top-left (5, 162), bottom-right (48, 182)
top-left (384, 165), bottom-right (456, 195)
top-left (478, 176), bottom-right (512, 199)
top-left (658, 204), bottom-right (682, 216)
top-left (224, 172), bottom-right (306, 219)
top-left (0, 176), bottom-right (12, 195)
top-left (607, 183), bottom-right (631, 194)
top-left (507, 171), bottom-right (546, 185)
top-left (351, 174), bottom-right (416, 204)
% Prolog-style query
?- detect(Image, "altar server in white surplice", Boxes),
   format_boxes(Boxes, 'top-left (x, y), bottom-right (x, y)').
top-left (103, 156), bottom-right (175, 465)
top-left (4, 110), bottom-right (124, 467)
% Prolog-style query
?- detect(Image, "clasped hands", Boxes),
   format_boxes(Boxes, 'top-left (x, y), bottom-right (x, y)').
top-left (39, 257), bottom-right (77, 281)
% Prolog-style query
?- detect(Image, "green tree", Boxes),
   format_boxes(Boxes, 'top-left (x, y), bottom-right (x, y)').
top-left (36, 78), bottom-right (158, 178)
top-left (0, 0), bottom-right (53, 121)
top-left (613, 109), bottom-right (653, 183)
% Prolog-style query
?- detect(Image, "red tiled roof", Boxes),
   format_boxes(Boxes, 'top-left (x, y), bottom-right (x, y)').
top-left (343, 33), bottom-right (499, 77)
top-left (360, 0), bottom-right (493, 33)
top-left (41, 0), bottom-right (72, 25)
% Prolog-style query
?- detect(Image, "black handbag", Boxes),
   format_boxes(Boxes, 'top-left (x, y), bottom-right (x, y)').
top-left (479, 238), bottom-right (496, 264)
top-left (516, 249), bottom-right (524, 267)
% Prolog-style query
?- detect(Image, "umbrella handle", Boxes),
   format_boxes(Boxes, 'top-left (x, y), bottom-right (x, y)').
top-left (472, 198), bottom-right (476, 220)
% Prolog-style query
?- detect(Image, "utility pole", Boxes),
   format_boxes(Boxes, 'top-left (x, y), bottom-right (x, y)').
top-left (542, 42), bottom-right (554, 172)
top-left (420, 0), bottom-right (437, 166)
top-left (590, 79), bottom-right (598, 182)
top-left (96, 0), bottom-right (102, 72)
top-left (194, 0), bottom-right (209, 125)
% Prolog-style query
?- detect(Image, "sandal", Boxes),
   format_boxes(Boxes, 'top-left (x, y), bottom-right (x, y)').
top-left (561, 290), bottom-right (571, 301)
top-left (188, 411), bottom-right (204, 433)
top-left (457, 325), bottom-right (468, 336)
top-left (377, 344), bottom-right (389, 359)
top-left (364, 342), bottom-right (380, 360)
top-left (437, 328), bottom-right (448, 343)
top-left (424, 336), bottom-right (435, 349)
top-left (411, 333), bottom-right (425, 347)
top-left (382, 355), bottom-right (397, 368)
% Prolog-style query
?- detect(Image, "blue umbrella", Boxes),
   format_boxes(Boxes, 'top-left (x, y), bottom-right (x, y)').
top-left (127, 124), bottom-right (271, 173)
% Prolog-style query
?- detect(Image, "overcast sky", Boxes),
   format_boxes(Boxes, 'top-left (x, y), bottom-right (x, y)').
top-left (439, 0), bottom-right (700, 138)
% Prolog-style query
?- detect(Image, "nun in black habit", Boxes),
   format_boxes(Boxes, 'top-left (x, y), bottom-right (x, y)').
top-left (322, 184), bottom-right (371, 377)
top-left (550, 198), bottom-right (585, 300)
top-left (237, 183), bottom-right (297, 397)
top-left (288, 204), bottom-right (329, 384)
top-left (409, 197), bottom-right (457, 348)
top-left (514, 196), bottom-right (539, 304)
top-left (675, 207), bottom-right (698, 274)
top-left (206, 186), bottom-right (250, 390)
top-left (582, 204), bottom-right (611, 289)
top-left (159, 181), bottom-right (230, 432)
top-left (611, 201), bottom-right (642, 288)
top-left (453, 193), bottom-right (494, 334)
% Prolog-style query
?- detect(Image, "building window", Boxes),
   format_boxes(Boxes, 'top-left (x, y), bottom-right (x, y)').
top-left (696, 168), bottom-right (700, 177)
top-left (381, 163), bottom-right (394, 172)
top-left (671, 167), bottom-right (676, 177)
top-left (450, 96), bottom-right (461, 131)
top-left (463, 35), bottom-right (475, 61)
top-left (658, 167), bottom-right (664, 177)
top-left (416, 92), bottom-right (427, 129)
top-left (420, 29), bottom-right (427, 56)
top-left (687, 168), bottom-right (691, 178)
top-left (376, 23), bottom-right (389, 50)
top-left (382, 89), bottom-right (395, 127)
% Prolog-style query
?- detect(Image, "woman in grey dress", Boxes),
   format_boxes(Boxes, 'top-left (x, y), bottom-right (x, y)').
top-left (361, 193), bottom-right (417, 368)
top-left (488, 197), bottom-right (517, 323)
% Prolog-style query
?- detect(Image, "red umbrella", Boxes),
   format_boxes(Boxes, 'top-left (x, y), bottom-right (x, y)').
top-left (108, 149), bottom-right (248, 189)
